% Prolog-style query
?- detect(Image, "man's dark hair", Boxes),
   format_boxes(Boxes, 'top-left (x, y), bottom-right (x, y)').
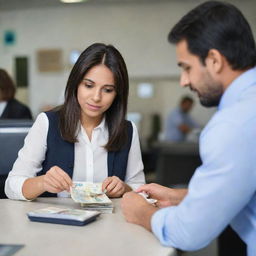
top-left (181, 96), bottom-right (193, 104)
top-left (168, 1), bottom-right (256, 70)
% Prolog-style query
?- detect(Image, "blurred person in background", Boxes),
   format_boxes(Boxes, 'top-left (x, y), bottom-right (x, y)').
top-left (0, 69), bottom-right (32, 120)
top-left (164, 95), bottom-right (199, 142)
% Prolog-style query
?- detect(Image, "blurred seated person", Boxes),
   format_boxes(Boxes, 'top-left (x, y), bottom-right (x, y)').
top-left (0, 69), bottom-right (32, 120)
top-left (164, 96), bottom-right (199, 142)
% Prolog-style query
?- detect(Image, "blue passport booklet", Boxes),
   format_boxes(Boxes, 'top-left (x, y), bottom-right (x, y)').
top-left (27, 206), bottom-right (100, 226)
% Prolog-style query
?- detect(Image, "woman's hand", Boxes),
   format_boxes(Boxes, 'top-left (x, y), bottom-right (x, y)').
top-left (42, 166), bottom-right (73, 193)
top-left (22, 166), bottom-right (73, 200)
top-left (102, 176), bottom-right (131, 198)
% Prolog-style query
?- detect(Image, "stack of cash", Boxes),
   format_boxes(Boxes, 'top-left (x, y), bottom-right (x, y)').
top-left (71, 182), bottom-right (113, 213)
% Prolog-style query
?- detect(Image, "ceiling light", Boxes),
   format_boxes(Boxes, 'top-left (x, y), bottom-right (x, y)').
top-left (60, 0), bottom-right (88, 3)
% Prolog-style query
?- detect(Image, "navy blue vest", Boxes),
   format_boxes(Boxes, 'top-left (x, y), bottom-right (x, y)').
top-left (38, 111), bottom-right (133, 197)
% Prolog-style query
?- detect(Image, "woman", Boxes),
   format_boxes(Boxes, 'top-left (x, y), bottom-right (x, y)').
top-left (5, 43), bottom-right (145, 200)
top-left (0, 69), bottom-right (32, 119)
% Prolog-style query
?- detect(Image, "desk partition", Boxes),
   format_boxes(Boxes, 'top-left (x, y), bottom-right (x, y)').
top-left (153, 142), bottom-right (201, 188)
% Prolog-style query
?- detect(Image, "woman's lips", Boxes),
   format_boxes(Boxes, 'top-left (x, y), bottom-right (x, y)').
top-left (87, 103), bottom-right (101, 111)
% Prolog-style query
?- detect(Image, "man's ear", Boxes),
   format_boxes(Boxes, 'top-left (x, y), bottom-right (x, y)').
top-left (206, 49), bottom-right (224, 74)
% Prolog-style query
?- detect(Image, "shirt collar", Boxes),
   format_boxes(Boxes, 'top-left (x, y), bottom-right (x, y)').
top-left (95, 116), bottom-right (106, 131)
top-left (0, 101), bottom-right (7, 117)
top-left (218, 67), bottom-right (256, 110)
top-left (79, 116), bottom-right (106, 131)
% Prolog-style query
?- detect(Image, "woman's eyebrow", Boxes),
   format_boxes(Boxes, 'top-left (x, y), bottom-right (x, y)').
top-left (104, 84), bottom-right (116, 88)
top-left (83, 78), bottom-right (94, 83)
top-left (83, 78), bottom-right (115, 87)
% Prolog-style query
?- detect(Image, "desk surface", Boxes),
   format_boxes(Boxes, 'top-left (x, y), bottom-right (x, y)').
top-left (0, 198), bottom-right (176, 256)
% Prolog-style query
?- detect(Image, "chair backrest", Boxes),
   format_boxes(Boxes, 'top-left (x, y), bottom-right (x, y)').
top-left (0, 119), bottom-right (33, 128)
top-left (0, 122), bottom-right (32, 198)
top-left (0, 127), bottom-right (30, 175)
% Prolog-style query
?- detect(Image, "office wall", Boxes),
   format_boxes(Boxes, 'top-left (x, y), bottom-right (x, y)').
top-left (0, 0), bottom-right (255, 141)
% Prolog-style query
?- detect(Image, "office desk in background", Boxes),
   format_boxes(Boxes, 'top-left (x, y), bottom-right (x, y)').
top-left (0, 198), bottom-right (176, 256)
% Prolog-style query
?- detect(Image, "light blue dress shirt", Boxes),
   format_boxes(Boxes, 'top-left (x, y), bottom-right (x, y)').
top-left (151, 68), bottom-right (256, 255)
top-left (165, 107), bottom-right (198, 142)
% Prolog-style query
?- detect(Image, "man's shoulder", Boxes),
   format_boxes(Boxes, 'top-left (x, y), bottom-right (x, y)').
top-left (217, 98), bottom-right (255, 124)
top-left (202, 99), bottom-right (256, 141)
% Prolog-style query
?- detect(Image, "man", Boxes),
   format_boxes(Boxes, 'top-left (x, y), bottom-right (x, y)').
top-left (165, 95), bottom-right (199, 142)
top-left (121, 1), bottom-right (256, 255)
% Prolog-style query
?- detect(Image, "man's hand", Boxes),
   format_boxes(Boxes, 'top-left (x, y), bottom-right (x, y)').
top-left (137, 183), bottom-right (187, 208)
top-left (42, 166), bottom-right (73, 193)
top-left (102, 176), bottom-right (131, 198)
top-left (121, 191), bottom-right (158, 231)
top-left (179, 124), bottom-right (191, 134)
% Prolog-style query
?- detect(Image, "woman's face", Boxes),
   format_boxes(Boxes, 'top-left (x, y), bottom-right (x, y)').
top-left (77, 64), bottom-right (117, 124)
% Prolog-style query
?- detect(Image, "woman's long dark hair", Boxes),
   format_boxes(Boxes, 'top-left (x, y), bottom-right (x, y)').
top-left (58, 43), bottom-right (129, 152)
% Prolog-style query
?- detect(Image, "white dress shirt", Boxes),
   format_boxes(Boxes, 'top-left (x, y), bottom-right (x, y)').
top-left (0, 101), bottom-right (7, 117)
top-left (5, 113), bottom-right (145, 200)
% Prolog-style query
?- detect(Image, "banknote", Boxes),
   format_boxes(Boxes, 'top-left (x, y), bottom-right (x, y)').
top-left (71, 182), bottom-right (112, 206)
top-left (138, 192), bottom-right (158, 204)
top-left (80, 204), bottom-right (114, 214)
top-left (72, 182), bottom-right (104, 196)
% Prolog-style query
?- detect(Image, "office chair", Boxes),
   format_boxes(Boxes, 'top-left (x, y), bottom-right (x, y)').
top-left (0, 125), bottom-right (31, 198)
top-left (0, 119), bottom-right (33, 128)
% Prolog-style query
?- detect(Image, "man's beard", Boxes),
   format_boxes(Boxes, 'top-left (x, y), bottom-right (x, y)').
top-left (199, 86), bottom-right (223, 107)
top-left (196, 73), bottom-right (224, 107)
